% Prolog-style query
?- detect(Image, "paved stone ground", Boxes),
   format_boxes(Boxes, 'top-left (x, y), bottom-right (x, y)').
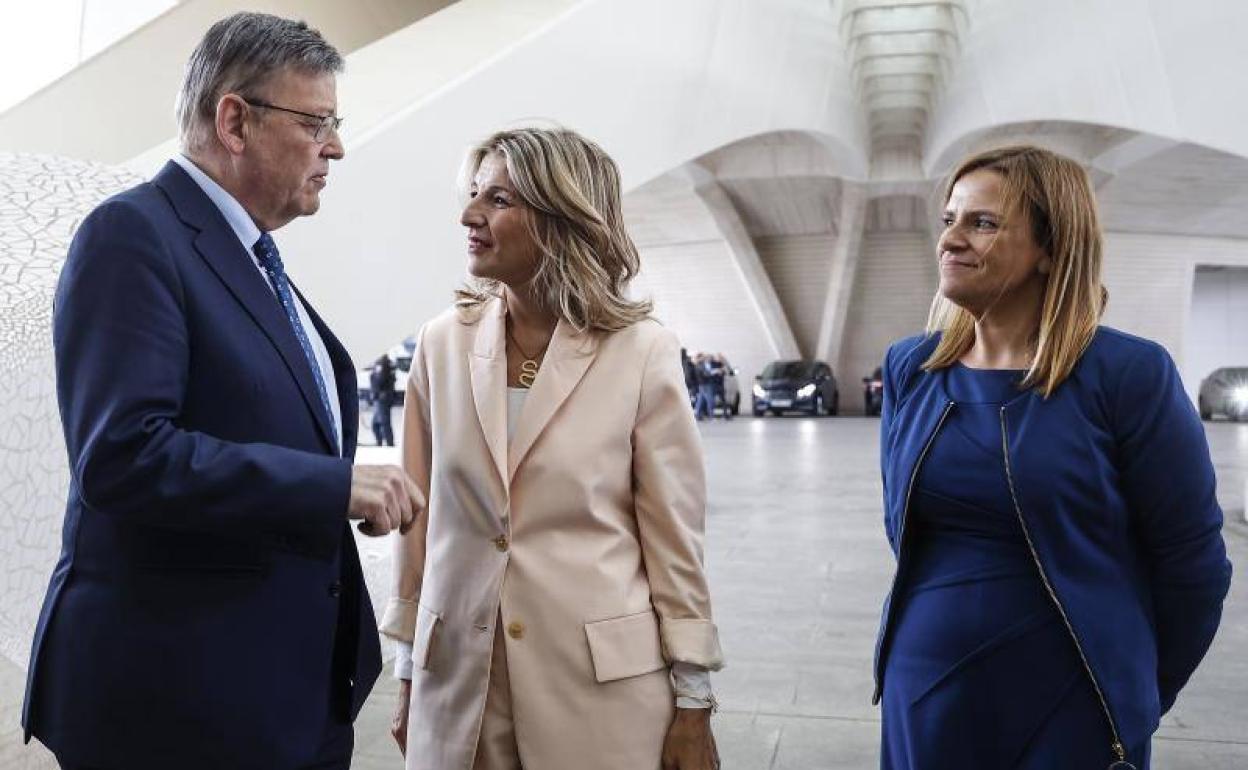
top-left (353, 416), bottom-right (1248, 770)
top-left (8, 416), bottom-right (1245, 768)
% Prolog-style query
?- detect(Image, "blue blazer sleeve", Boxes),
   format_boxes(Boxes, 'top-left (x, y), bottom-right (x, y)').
top-left (1111, 341), bottom-right (1232, 713)
top-left (879, 344), bottom-right (900, 548)
top-left (54, 198), bottom-right (351, 558)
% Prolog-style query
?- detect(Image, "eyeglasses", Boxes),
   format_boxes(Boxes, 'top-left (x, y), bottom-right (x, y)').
top-left (242, 98), bottom-right (343, 143)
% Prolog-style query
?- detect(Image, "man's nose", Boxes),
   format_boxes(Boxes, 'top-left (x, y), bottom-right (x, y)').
top-left (323, 128), bottom-right (345, 160)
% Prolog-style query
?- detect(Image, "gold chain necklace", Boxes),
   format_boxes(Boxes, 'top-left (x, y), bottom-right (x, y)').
top-left (505, 324), bottom-right (550, 388)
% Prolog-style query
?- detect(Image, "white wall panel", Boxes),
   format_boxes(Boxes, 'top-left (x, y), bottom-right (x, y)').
top-left (838, 231), bottom-right (935, 412)
top-left (755, 234), bottom-right (835, 358)
top-left (630, 240), bottom-right (776, 392)
top-left (1101, 231), bottom-right (1248, 397)
top-left (1186, 266), bottom-right (1248, 405)
top-left (1100, 232), bottom-right (1194, 363)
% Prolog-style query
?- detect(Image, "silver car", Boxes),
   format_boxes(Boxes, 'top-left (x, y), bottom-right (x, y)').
top-left (1198, 367), bottom-right (1248, 421)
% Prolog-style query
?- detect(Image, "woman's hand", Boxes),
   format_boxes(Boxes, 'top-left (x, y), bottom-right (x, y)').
top-left (661, 707), bottom-right (720, 770)
top-left (391, 679), bottom-right (412, 756)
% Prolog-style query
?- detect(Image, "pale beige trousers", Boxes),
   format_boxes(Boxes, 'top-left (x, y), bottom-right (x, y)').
top-left (472, 615), bottom-right (522, 770)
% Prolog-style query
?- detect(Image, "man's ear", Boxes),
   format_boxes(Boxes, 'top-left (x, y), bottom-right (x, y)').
top-left (215, 94), bottom-right (248, 156)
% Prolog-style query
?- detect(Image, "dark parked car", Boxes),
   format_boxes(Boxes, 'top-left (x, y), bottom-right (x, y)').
top-left (752, 360), bottom-right (839, 416)
top-left (863, 366), bottom-right (884, 416)
top-left (1198, 366), bottom-right (1248, 421)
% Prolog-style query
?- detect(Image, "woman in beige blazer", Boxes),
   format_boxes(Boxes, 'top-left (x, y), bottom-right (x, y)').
top-left (382, 127), bottom-right (725, 770)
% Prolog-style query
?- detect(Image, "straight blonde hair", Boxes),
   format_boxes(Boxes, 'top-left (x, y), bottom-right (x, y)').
top-left (925, 145), bottom-right (1108, 397)
top-left (454, 127), bottom-right (652, 333)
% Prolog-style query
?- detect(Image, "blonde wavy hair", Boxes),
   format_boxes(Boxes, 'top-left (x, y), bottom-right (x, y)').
top-left (924, 145), bottom-right (1108, 397)
top-left (454, 127), bottom-right (652, 333)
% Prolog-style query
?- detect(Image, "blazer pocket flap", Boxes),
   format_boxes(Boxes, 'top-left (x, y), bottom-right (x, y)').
top-left (414, 604), bottom-right (441, 671)
top-left (584, 610), bottom-right (666, 683)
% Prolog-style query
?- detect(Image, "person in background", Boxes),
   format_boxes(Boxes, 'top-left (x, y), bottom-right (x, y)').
top-left (681, 347), bottom-right (698, 405)
top-left (709, 354), bottom-right (731, 421)
top-left (693, 353), bottom-right (716, 421)
top-left (874, 145), bottom-right (1231, 770)
top-left (383, 127), bottom-right (724, 770)
top-left (370, 354), bottom-right (397, 446)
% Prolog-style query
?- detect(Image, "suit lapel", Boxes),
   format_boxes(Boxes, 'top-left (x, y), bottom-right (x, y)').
top-left (154, 162), bottom-right (339, 455)
top-left (507, 318), bottom-right (598, 482)
top-left (295, 282), bottom-right (358, 458)
top-left (469, 300), bottom-right (509, 493)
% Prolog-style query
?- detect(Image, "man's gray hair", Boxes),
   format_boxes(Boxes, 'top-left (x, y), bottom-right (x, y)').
top-left (175, 12), bottom-right (343, 152)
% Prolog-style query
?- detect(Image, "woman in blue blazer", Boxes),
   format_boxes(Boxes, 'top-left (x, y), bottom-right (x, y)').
top-left (874, 145), bottom-right (1231, 770)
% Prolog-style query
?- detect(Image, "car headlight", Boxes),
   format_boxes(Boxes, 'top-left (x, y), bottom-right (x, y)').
top-left (1233, 386), bottom-right (1248, 406)
top-left (797, 383), bottom-right (816, 398)
top-left (752, 383), bottom-right (766, 399)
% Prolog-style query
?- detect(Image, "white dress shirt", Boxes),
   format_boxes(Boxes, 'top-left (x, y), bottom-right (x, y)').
top-left (396, 386), bottom-right (714, 707)
top-left (170, 154), bottom-right (343, 455)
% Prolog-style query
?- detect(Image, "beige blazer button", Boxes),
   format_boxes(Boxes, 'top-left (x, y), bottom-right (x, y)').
top-left (507, 621), bottom-right (525, 640)
top-left (493, 535), bottom-right (509, 552)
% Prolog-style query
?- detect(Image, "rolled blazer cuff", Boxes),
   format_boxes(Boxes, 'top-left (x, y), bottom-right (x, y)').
top-left (661, 618), bottom-right (725, 671)
top-left (379, 597), bottom-right (419, 643)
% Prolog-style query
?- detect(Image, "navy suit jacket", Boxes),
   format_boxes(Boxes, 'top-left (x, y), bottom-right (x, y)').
top-left (23, 162), bottom-right (382, 769)
top-left (875, 327), bottom-right (1231, 757)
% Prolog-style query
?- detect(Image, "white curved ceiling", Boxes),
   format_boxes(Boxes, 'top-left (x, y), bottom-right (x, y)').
top-left (0, 0), bottom-right (456, 164)
top-left (838, 0), bottom-right (968, 175)
top-left (7, 0), bottom-right (1248, 363)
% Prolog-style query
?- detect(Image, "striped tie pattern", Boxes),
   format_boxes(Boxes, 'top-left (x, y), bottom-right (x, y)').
top-left (253, 233), bottom-right (340, 453)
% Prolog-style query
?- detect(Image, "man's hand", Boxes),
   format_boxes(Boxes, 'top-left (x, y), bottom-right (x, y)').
top-left (392, 678), bottom-right (412, 755)
top-left (348, 465), bottom-right (423, 536)
top-left (662, 707), bottom-right (719, 770)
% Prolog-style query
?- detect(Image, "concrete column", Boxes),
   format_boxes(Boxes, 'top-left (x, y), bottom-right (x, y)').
top-left (814, 183), bottom-right (868, 365)
top-left (687, 169), bottom-right (802, 360)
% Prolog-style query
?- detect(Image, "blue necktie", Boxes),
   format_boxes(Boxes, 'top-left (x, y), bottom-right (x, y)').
top-left (253, 233), bottom-right (340, 453)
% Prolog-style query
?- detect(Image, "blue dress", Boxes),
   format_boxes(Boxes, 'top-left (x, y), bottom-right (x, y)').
top-left (880, 364), bottom-right (1150, 769)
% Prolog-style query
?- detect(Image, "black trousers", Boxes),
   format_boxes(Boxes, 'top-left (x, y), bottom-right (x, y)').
top-left (56, 725), bottom-right (353, 770)
top-left (371, 400), bottom-right (395, 446)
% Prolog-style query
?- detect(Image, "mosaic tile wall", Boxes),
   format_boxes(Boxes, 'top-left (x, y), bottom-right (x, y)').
top-left (0, 152), bottom-right (143, 767)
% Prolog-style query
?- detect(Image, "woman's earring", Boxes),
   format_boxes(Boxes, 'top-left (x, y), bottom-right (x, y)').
top-left (1038, 258), bottom-right (1052, 275)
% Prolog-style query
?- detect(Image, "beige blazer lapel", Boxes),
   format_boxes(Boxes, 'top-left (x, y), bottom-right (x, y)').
top-left (508, 319), bottom-right (598, 482)
top-left (469, 300), bottom-right (509, 494)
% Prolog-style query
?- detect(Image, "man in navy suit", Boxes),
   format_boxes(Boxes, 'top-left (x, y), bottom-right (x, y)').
top-left (22, 13), bottom-right (423, 769)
